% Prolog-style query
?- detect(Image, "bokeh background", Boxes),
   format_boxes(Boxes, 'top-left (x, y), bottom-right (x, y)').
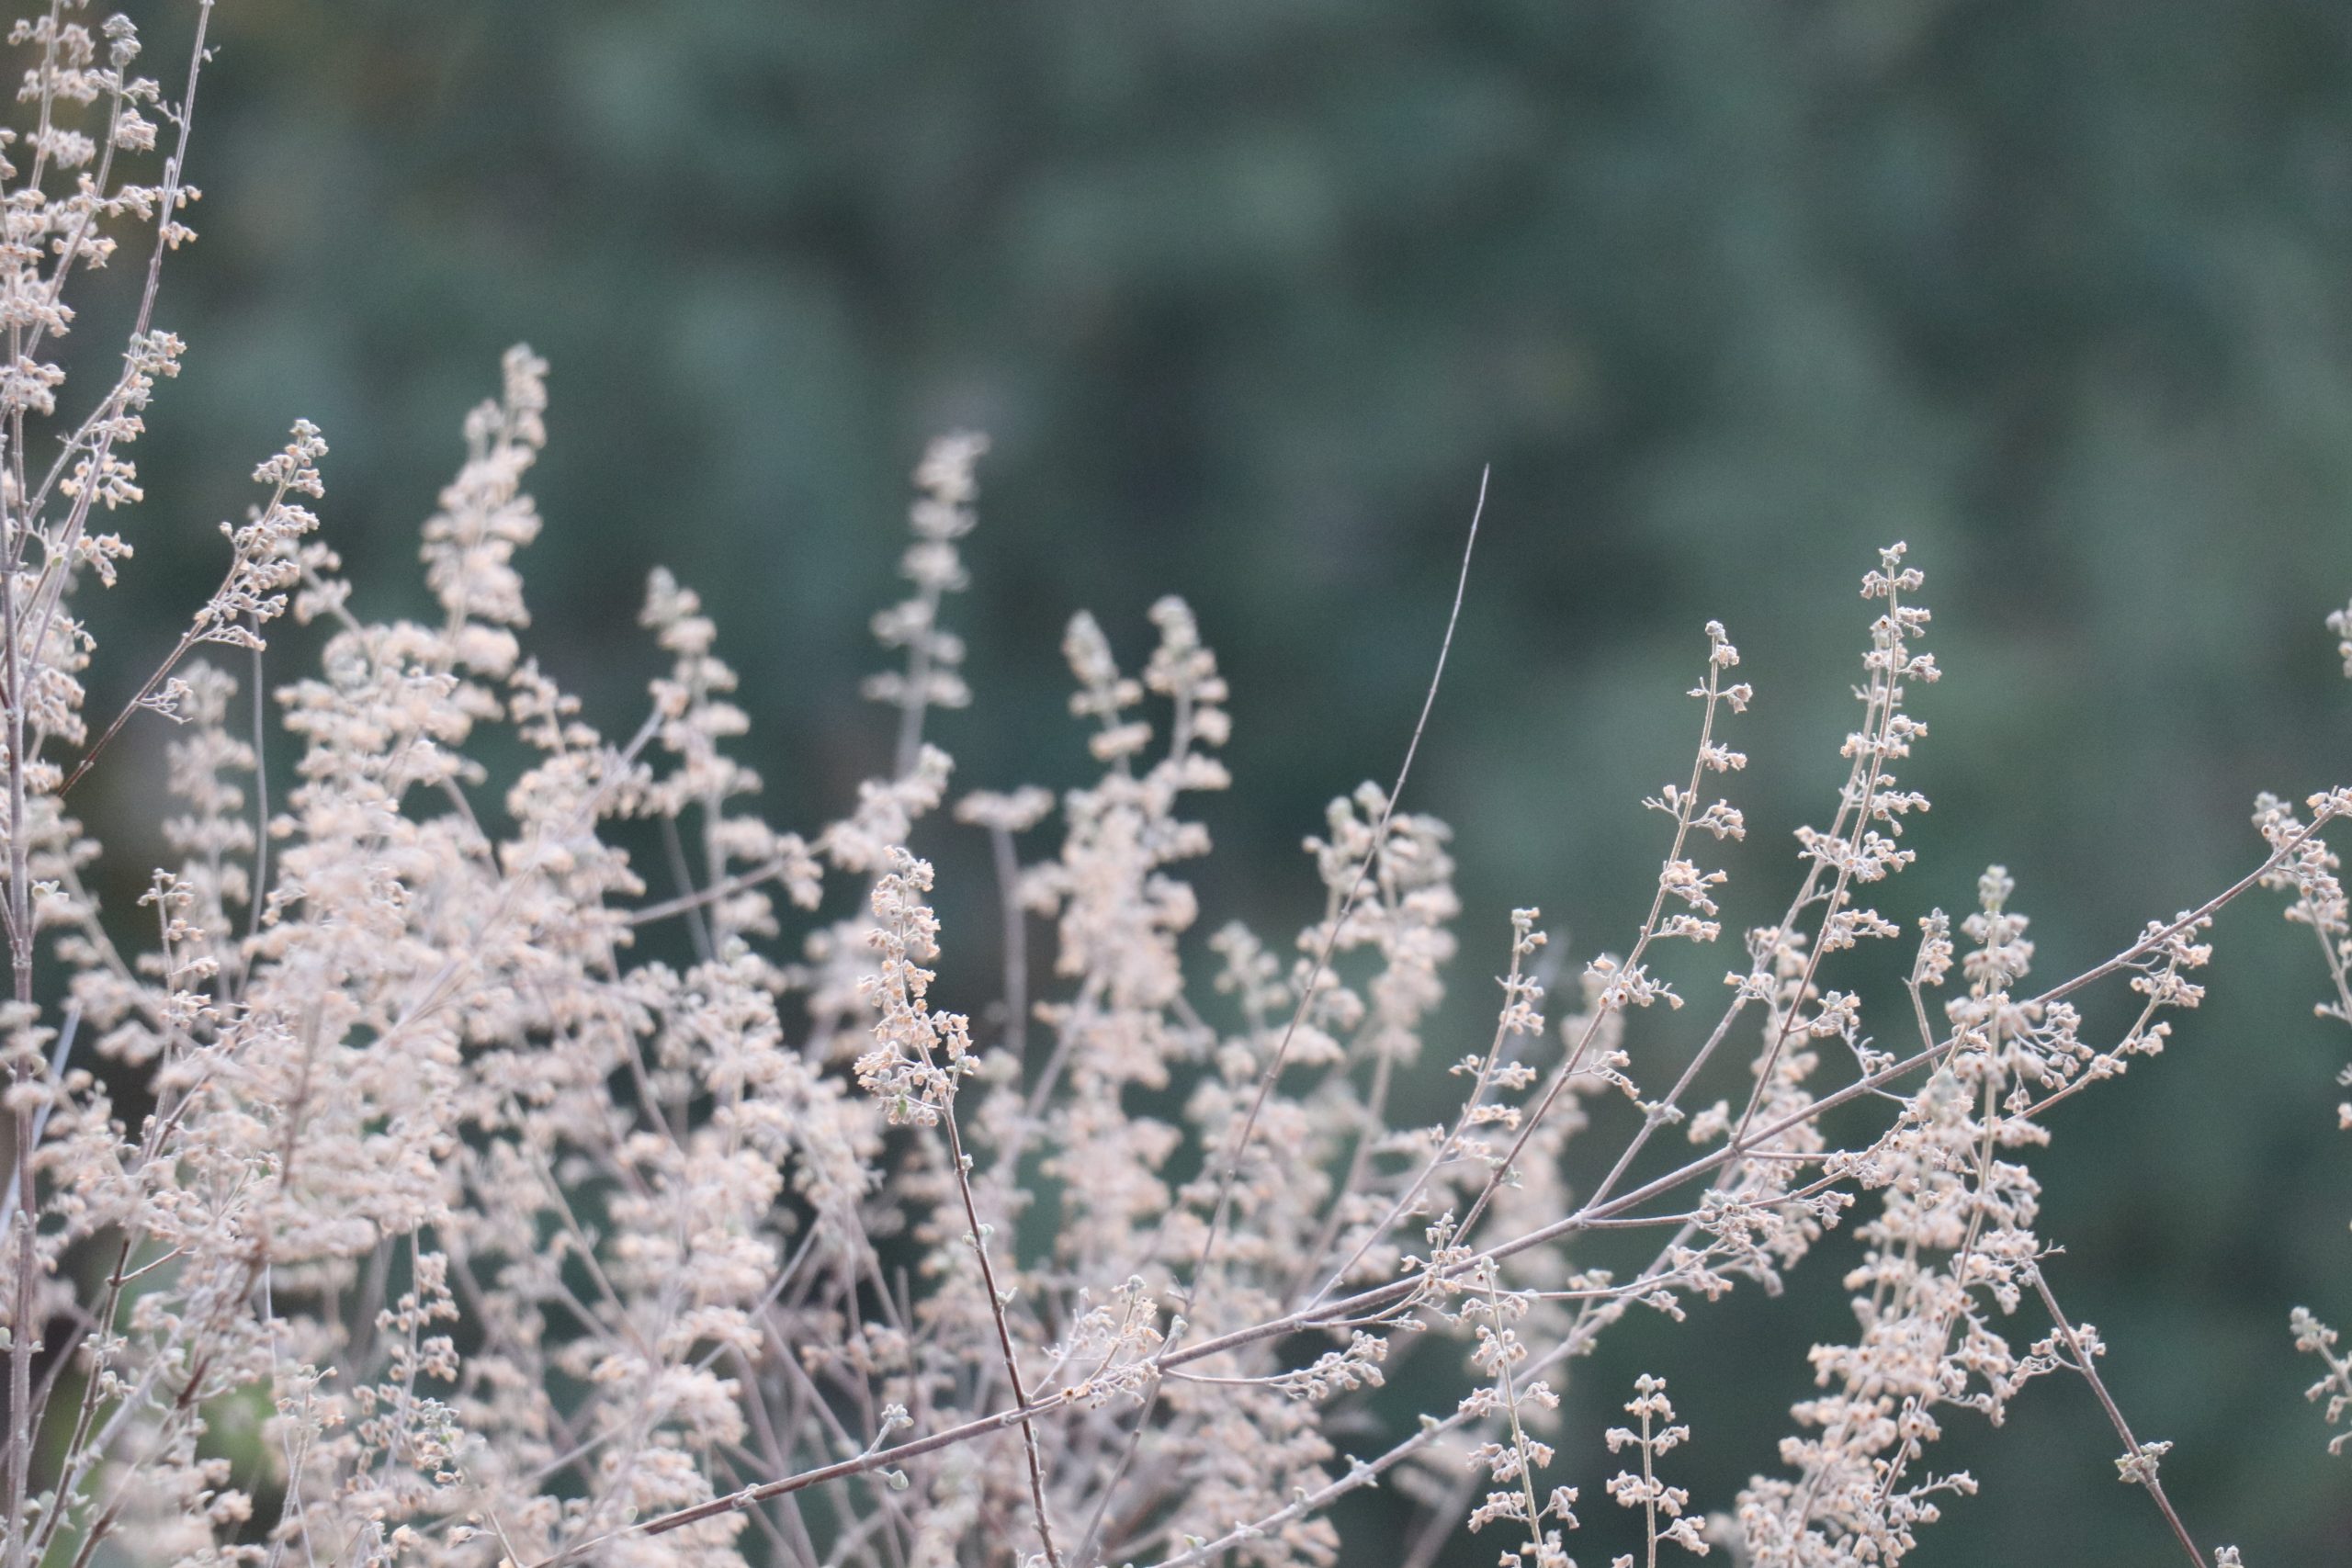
top-left (72, 1), bottom-right (2352, 1562)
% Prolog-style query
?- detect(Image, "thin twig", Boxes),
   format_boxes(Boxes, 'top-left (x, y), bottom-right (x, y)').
top-left (1073, 467), bottom-right (1487, 1564)
top-left (1193, 465), bottom-right (1488, 1292)
top-left (2030, 1264), bottom-right (2206, 1568)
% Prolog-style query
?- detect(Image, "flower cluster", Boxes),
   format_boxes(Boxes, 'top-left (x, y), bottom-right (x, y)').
top-left (0, 12), bottom-right (2346, 1568)
top-left (1604, 1376), bottom-right (1706, 1565)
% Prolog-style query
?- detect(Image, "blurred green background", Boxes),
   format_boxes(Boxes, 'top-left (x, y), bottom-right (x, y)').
top-left (74, 0), bottom-right (2352, 1562)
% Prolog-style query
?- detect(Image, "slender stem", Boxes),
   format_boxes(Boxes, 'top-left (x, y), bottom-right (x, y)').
top-left (1641, 1396), bottom-right (1659, 1568)
top-left (1485, 1271), bottom-right (1548, 1566)
top-left (4, 510), bottom-right (33, 1568)
top-left (62, 472), bottom-right (294, 800)
top-left (1191, 465), bottom-right (1487, 1295)
top-left (938, 1097), bottom-right (1063, 1568)
top-left (988, 820), bottom-right (1027, 1063)
top-left (1072, 468), bottom-right (1487, 1565)
top-left (1306, 916), bottom-right (1533, 1306)
top-left (2030, 1266), bottom-right (2205, 1568)
top-left (627, 854), bottom-right (797, 927)
top-left (886, 884), bottom-right (1062, 1568)
top-left (235, 625), bottom-right (270, 993)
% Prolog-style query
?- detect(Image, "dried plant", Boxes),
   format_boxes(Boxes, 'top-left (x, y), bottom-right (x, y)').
top-left (0, 8), bottom-right (2346, 1568)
